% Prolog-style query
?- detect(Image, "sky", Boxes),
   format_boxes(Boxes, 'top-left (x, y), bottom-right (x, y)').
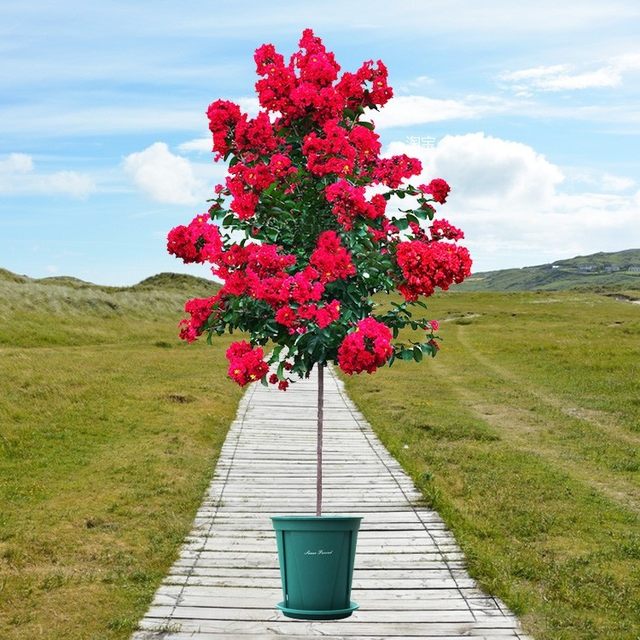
top-left (1, 1), bottom-right (639, 285)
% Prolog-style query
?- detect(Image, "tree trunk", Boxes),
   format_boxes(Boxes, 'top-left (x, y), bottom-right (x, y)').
top-left (316, 363), bottom-right (324, 517)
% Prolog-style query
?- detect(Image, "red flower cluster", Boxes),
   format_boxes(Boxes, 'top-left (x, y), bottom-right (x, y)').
top-left (167, 215), bottom-right (222, 264)
top-left (309, 231), bottom-right (356, 282)
top-left (420, 178), bottom-right (450, 204)
top-left (337, 59), bottom-right (393, 110)
top-left (253, 29), bottom-right (392, 128)
top-left (269, 153), bottom-right (297, 179)
top-left (215, 242), bottom-right (298, 301)
top-left (324, 180), bottom-right (386, 230)
top-left (373, 154), bottom-right (422, 188)
top-left (349, 125), bottom-right (382, 169)
top-left (302, 120), bottom-right (356, 177)
top-left (297, 299), bottom-right (341, 329)
top-left (207, 100), bottom-right (242, 159)
top-left (430, 219), bottom-right (464, 241)
top-left (226, 341), bottom-right (270, 386)
top-left (224, 162), bottom-right (274, 220)
top-left (179, 294), bottom-right (224, 343)
top-left (395, 240), bottom-right (472, 301)
top-left (293, 28), bottom-right (341, 86)
top-left (337, 317), bottom-right (393, 374)
top-left (274, 299), bottom-right (340, 332)
top-left (234, 111), bottom-right (278, 158)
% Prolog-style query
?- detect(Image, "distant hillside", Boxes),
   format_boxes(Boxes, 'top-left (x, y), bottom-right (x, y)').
top-left (0, 268), bottom-right (219, 318)
top-left (133, 272), bottom-right (216, 291)
top-left (456, 249), bottom-right (640, 293)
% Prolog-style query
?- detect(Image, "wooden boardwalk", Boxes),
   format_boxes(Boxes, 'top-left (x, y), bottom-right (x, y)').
top-left (133, 366), bottom-right (531, 639)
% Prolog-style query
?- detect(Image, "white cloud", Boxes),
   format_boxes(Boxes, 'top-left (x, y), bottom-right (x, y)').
top-left (384, 133), bottom-right (640, 270)
top-left (387, 133), bottom-right (564, 207)
top-left (366, 95), bottom-right (500, 129)
top-left (124, 142), bottom-right (205, 205)
top-left (45, 171), bottom-right (95, 199)
top-left (0, 153), bottom-right (95, 198)
top-left (500, 53), bottom-right (640, 92)
top-left (562, 167), bottom-right (636, 193)
top-left (178, 137), bottom-right (212, 153)
top-left (0, 153), bottom-right (34, 173)
top-left (601, 173), bottom-right (636, 192)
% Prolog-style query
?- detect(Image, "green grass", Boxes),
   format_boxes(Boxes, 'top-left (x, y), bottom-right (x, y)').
top-left (0, 275), bottom-right (241, 640)
top-left (342, 290), bottom-right (640, 639)
top-left (3, 268), bottom-right (640, 639)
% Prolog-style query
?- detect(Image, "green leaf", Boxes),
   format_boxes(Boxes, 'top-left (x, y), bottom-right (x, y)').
top-left (270, 345), bottom-right (283, 363)
top-left (413, 346), bottom-right (423, 362)
top-left (406, 213), bottom-right (419, 225)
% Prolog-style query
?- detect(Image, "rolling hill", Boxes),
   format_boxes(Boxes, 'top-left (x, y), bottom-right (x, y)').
top-left (456, 248), bottom-right (640, 292)
top-left (0, 268), bottom-right (219, 346)
top-left (0, 268), bottom-right (219, 317)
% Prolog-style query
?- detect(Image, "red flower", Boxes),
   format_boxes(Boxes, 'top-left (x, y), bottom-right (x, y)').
top-left (275, 305), bottom-right (297, 328)
top-left (256, 67), bottom-right (297, 115)
top-left (430, 218), bottom-right (464, 241)
top-left (420, 178), bottom-right (450, 204)
top-left (286, 271), bottom-right (325, 304)
top-left (302, 120), bottom-right (355, 177)
top-left (178, 293), bottom-right (224, 343)
top-left (356, 59), bottom-right (393, 108)
top-left (234, 112), bottom-right (278, 157)
top-left (309, 231), bottom-right (356, 282)
top-left (254, 43), bottom-right (286, 75)
top-left (314, 300), bottom-right (341, 328)
top-left (290, 83), bottom-right (345, 124)
top-left (293, 29), bottom-right (341, 87)
top-left (269, 153), bottom-right (297, 179)
top-left (395, 240), bottom-right (472, 301)
top-left (206, 99), bottom-right (242, 159)
top-left (373, 154), bottom-right (422, 188)
top-left (226, 340), bottom-right (252, 360)
top-left (324, 180), bottom-right (386, 230)
top-left (337, 317), bottom-right (393, 375)
top-left (167, 215), bottom-right (222, 264)
top-left (226, 341), bottom-right (270, 386)
top-left (349, 125), bottom-right (381, 170)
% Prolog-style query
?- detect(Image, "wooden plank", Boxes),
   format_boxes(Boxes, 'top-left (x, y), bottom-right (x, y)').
top-left (133, 634), bottom-right (523, 640)
top-left (136, 618), bottom-right (523, 635)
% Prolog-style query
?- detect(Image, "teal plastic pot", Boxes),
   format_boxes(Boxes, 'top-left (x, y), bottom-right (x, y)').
top-left (271, 515), bottom-right (362, 620)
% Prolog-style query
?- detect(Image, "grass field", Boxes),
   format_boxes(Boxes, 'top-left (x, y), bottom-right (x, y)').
top-left (0, 274), bottom-right (242, 640)
top-left (343, 290), bottom-right (640, 640)
top-left (2, 270), bottom-right (640, 639)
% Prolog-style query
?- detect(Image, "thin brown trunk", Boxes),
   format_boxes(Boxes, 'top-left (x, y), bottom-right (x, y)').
top-left (316, 363), bottom-right (324, 517)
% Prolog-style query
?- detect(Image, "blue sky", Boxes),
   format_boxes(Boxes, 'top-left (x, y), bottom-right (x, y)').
top-left (1, 1), bottom-right (639, 285)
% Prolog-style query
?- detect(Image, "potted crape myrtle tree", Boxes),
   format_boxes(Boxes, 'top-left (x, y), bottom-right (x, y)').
top-left (167, 29), bottom-right (471, 620)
